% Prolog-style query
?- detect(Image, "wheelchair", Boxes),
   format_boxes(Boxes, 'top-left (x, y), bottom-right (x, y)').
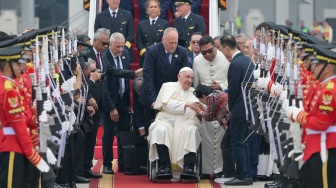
top-left (148, 144), bottom-right (202, 183)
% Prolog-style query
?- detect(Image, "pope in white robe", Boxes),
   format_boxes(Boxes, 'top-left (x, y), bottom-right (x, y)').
top-left (148, 67), bottom-right (202, 181)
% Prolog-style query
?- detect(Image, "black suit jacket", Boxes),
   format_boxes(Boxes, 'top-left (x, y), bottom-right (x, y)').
top-left (79, 47), bottom-right (109, 109)
top-left (187, 51), bottom-right (195, 68)
top-left (173, 12), bottom-right (206, 48)
top-left (138, 42), bottom-right (189, 107)
top-left (136, 18), bottom-right (169, 67)
top-left (103, 49), bottom-right (131, 112)
top-left (94, 9), bottom-right (135, 61)
top-left (138, 0), bottom-right (171, 21)
top-left (228, 52), bottom-right (255, 119)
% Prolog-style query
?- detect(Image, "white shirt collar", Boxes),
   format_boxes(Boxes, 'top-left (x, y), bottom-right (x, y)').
top-left (93, 47), bottom-right (99, 55)
top-left (109, 8), bottom-right (119, 15)
top-left (231, 50), bottom-right (241, 60)
top-left (183, 11), bottom-right (191, 20)
top-left (149, 16), bottom-right (159, 23)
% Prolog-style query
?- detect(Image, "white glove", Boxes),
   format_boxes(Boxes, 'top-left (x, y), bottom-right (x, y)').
top-left (253, 67), bottom-right (260, 79)
top-left (270, 83), bottom-right (283, 96)
top-left (52, 89), bottom-right (61, 98)
top-left (35, 159), bottom-right (50, 173)
top-left (61, 82), bottom-right (69, 91)
top-left (257, 76), bottom-right (271, 89)
top-left (46, 148), bottom-right (57, 165)
top-left (279, 90), bottom-right (287, 102)
top-left (285, 99), bottom-right (303, 122)
top-left (282, 99), bottom-right (289, 112)
top-left (43, 100), bottom-right (53, 112)
top-left (39, 110), bottom-right (48, 123)
top-left (68, 111), bottom-right (76, 127)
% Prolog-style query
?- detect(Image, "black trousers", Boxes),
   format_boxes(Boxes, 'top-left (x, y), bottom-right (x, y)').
top-left (101, 95), bottom-right (130, 168)
top-left (300, 148), bottom-right (336, 188)
top-left (221, 123), bottom-right (236, 178)
top-left (83, 111), bottom-right (101, 171)
top-left (73, 128), bottom-right (85, 175)
top-left (143, 105), bottom-right (156, 132)
top-left (156, 144), bottom-right (196, 167)
top-left (25, 162), bottom-right (40, 188)
top-left (0, 152), bottom-right (29, 188)
top-left (56, 134), bottom-right (75, 185)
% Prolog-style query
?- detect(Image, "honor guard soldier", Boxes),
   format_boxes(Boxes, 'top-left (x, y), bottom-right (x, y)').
top-left (285, 45), bottom-right (336, 188)
top-left (172, 0), bottom-right (206, 49)
top-left (0, 46), bottom-right (49, 188)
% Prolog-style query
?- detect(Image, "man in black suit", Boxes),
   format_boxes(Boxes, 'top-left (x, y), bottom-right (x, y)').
top-left (220, 35), bottom-right (254, 186)
top-left (138, 27), bottom-right (189, 135)
top-left (187, 32), bottom-right (202, 68)
top-left (101, 32), bottom-right (133, 174)
top-left (138, 0), bottom-right (171, 21)
top-left (172, 0), bottom-right (205, 48)
top-left (103, 0), bottom-right (134, 18)
top-left (94, 0), bottom-right (135, 61)
top-left (80, 28), bottom-right (142, 178)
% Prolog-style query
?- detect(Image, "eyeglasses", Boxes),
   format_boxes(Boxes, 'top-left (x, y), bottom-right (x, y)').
top-left (97, 38), bottom-right (109, 46)
top-left (201, 47), bottom-right (214, 55)
top-left (191, 40), bottom-right (199, 45)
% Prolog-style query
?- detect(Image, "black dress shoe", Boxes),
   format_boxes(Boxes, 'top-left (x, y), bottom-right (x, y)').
top-left (182, 166), bottom-right (196, 175)
top-left (214, 172), bottom-right (222, 179)
top-left (70, 181), bottom-right (77, 188)
top-left (200, 173), bottom-right (210, 179)
top-left (157, 166), bottom-right (172, 175)
top-left (75, 175), bottom-right (90, 183)
top-left (102, 166), bottom-right (115, 174)
top-left (57, 183), bottom-right (71, 188)
top-left (84, 170), bottom-right (103, 178)
top-left (224, 178), bottom-right (252, 186)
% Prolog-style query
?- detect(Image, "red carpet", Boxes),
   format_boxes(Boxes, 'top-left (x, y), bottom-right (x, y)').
top-left (89, 159), bottom-right (221, 188)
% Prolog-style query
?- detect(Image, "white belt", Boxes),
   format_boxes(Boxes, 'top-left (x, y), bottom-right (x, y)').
top-left (306, 125), bottom-right (336, 163)
top-left (3, 127), bottom-right (16, 135)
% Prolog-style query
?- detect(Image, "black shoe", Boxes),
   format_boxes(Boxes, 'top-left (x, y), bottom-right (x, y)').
top-left (70, 181), bottom-right (77, 188)
top-left (214, 172), bottom-right (222, 179)
top-left (57, 183), bottom-right (71, 188)
top-left (224, 178), bottom-right (252, 186)
top-left (200, 173), bottom-right (210, 179)
top-left (102, 166), bottom-right (115, 174)
top-left (180, 166), bottom-right (196, 180)
top-left (75, 175), bottom-right (90, 183)
top-left (157, 165), bottom-right (172, 175)
top-left (182, 166), bottom-right (196, 175)
top-left (253, 177), bottom-right (258, 182)
top-left (118, 167), bottom-right (124, 173)
top-left (84, 170), bottom-right (103, 178)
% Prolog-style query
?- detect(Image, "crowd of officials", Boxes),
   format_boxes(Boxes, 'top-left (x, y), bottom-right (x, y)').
top-left (1, 0), bottom-right (336, 187)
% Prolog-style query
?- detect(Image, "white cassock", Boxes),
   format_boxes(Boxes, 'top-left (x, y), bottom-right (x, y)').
top-left (148, 82), bottom-right (202, 178)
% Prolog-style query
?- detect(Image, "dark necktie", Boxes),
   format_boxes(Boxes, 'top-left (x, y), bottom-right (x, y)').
top-left (151, 20), bottom-right (155, 26)
top-left (112, 12), bottom-right (116, 18)
top-left (182, 18), bottom-right (186, 22)
top-left (166, 53), bottom-right (171, 64)
top-left (115, 57), bottom-right (123, 97)
top-left (96, 53), bottom-right (101, 69)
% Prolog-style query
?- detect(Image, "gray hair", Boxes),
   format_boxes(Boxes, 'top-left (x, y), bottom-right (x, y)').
top-left (235, 33), bottom-right (249, 41)
top-left (133, 77), bottom-right (143, 94)
top-left (109, 32), bottom-right (125, 43)
top-left (94, 28), bottom-right (110, 39)
top-left (84, 58), bottom-right (96, 69)
top-left (163, 27), bottom-right (178, 38)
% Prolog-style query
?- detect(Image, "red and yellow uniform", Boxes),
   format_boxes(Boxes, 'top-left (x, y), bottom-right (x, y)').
top-left (297, 77), bottom-right (336, 161)
top-left (0, 76), bottom-right (43, 187)
top-left (15, 73), bottom-right (39, 146)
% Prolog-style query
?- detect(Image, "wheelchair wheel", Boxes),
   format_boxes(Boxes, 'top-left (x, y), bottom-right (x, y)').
top-left (151, 165), bottom-right (157, 183)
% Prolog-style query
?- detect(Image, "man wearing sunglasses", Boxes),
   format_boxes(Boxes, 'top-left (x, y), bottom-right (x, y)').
top-left (187, 32), bottom-right (203, 68)
top-left (192, 35), bottom-right (230, 180)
